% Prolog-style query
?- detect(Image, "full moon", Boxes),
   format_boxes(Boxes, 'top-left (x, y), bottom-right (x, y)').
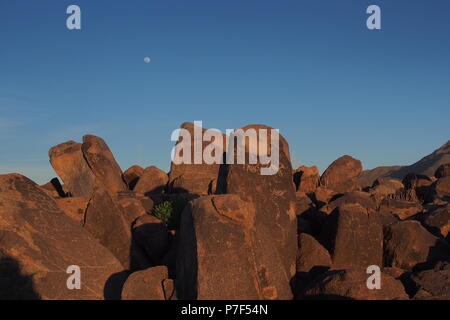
top-left (144, 57), bottom-right (151, 63)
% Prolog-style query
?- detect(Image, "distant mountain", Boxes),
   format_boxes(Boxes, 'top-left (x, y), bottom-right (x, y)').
top-left (359, 140), bottom-right (450, 187)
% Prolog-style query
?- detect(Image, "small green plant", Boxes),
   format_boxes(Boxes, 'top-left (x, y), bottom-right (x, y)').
top-left (153, 196), bottom-right (189, 229)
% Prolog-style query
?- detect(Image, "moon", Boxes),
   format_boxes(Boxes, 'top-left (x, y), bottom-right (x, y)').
top-left (144, 57), bottom-right (151, 63)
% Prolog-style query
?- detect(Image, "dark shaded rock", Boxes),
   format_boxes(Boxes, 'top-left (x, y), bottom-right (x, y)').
top-left (132, 215), bottom-right (169, 265)
top-left (321, 191), bottom-right (376, 214)
top-left (411, 262), bottom-right (450, 300)
top-left (435, 164), bottom-right (450, 179)
top-left (123, 165), bottom-right (144, 190)
top-left (320, 155), bottom-right (362, 193)
top-left (302, 269), bottom-right (408, 300)
top-left (320, 203), bottom-right (383, 268)
top-left (134, 166), bottom-right (168, 195)
top-left (422, 204), bottom-right (450, 238)
top-left (379, 198), bottom-right (423, 220)
top-left (49, 141), bottom-right (97, 198)
top-left (121, 266), bottom-right (168, 300)
top-left (293, 165), bottom-right (320, 193)
top-left (384, 221), bottom-right (449, 270)
top-left (81, 135), bottom-right (127, 195)
top-left (0, 173), bottom-right (123, 299)
top-left (368, 178), bottom-right (403, 200)
top-left (311, 186), bottom-right (338, 208)
top-left (39, 177), bottom-right (66, 198)
top-left (83, 187), bottom-right (131, 268)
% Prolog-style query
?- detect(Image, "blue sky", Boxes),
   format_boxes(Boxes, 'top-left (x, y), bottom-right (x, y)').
top-left (0, 0), bottom-right (449, 184)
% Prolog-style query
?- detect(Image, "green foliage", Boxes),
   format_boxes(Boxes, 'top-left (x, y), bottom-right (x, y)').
top-left (153, 196), bottom-right (190, 229)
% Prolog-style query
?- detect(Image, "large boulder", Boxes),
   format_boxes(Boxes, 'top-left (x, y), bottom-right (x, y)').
top-left (296, 233), bottom-right (331, 273)
top-left (121, 266), bottom-right (169, 300)
top-left (168, 122), bottom-right (225, 195)
top-left (55, 197), bottom-right (89, 225)
top-left (49, 141), bottom-right (97, 198)
top-left (293, 166), bottom-right (320, 194)
top-left (134, 166), bottom-right (168, 195)
top-left (422, 204), bottom-right (450, 238)
top-left (433, 176), bottom-right (450, 200)
top-left (320, 155), bottom-right (362, 193)
top-left (411, 262), bottom-right (450, 300)
top-left (123, 165), bottom-right (144, 190)
top-left (321, 191), bottom-right (376, 214)
top-left (0, 174), bottom-right (124, 299)
top-left (83, 187), bottom-right (132, 268)
top-left (302, 269), bottom-right (408, 300)
top-left (81, 135), bottom-right (127, 195)
top-left (217, 124), bottom-right (297, 292)
top-left (176, 195), bottom-right (272, 300)
top-left (320, 203), bottom-right (383, 268)
top-left (383, 221), bottom-right (449, 270)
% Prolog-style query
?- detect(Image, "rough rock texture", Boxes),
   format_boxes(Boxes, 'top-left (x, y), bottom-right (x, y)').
top-left (49, 141), bottom-right (97, 198)
top-left (422, 204), bottom-right (450, 238)
top-left (217, 124), bottom-right (297, 297)
top-left (121, 266), bottom-right (168, 300)
top-left (132, 215), bottom-right (169, 266)
top-left (411, 262), bottom-right (450, 300)
top-left (320, 203), bottom-right (383, 268)
top-left (83, 187), bottom-right (131, 268)
top-left (312, 187), bottom-right (338, 208)
top-left (296, 233), bottom-right (331, 273)
top-left (0, 174), bottom-right (124, 300)
top-left (302, 269), bottom-right (408, 300)
top-left (368, 178), bottom-right (404, 200)
top-left (134, 166), bottom-right (168, 195)
top-left (435, 164), bottom-right (450, 179)
top-left (321, 191), bottom-right (376, 214)
top-left (55, 197), bottom-right (89, 225)
top-left (320, 155), bottom-right (362, 194)
top-left (434, 176), bottom-right (450, 200)
top-left (379, 199), bottom-right (423, 220)
top-left (81, 135), bottom-right (127, 195)
top-left (168, 122), bottom-right (225, 195)
top-left (384, 221), bottom-right (447, 270)
top-left (117, 197), bottom-right (147, 227)
top-left (123, 165), bottom-right (144, 190)
top-left (293, 166), bottom-right (320, 193)
top-left (176, 195), bottom-right (269, 300)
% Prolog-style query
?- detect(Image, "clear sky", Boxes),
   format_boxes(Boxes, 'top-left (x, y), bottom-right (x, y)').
top-left (0, 0), bottom-right (449, 184)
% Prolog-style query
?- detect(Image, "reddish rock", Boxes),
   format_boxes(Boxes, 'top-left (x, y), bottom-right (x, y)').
top-left (0, 174), bottom-right (124, 300)
top-left (369, 178), bottom-right (404, 200)
top-left (296, 233), bottom-right (331, 273)
top-left (312, 186), bottom-right (338, 207)
top-left (49, 141), bottom-right (97, 198)
top-left (293, 165), bottom-right (320, 193)
top-left (81, 135), bottom-right (127, 195)
top-left (320, 155), bottom-right (362, 193)
top-left (121, 266), bottom-right (168, 300)
top-left (83, 187), bottom-right (132, 268)
top-left (217, 124), bottom-right (297, 298)
top-left (402, 173), bottom-right (433, 190)
top-left (134, 166), bottom-right (168, 195)
top-left (412, 262), bottom-right (450, 300)
top-left (435, 164), bottom-right (450, 179)
top-left (434, 176), bottom-right (450, 199)
top-left (295, 192), bottom-right (314, 215)
top-left (302, 269), bottom-right (408, 300)
top-left (123, 165), bottom-right (144, 190)
top-left (384, 221), bottom-right (448, 270)
top-left (39, 178), bottom-right (66, 198)
top-left (132, 215), bottom-right (170, 265)
top-left (117, 197), bottom-right (148, 227)
top-left (168, 122), bottom-right (226, 195)
top-left (55, 197), bottom-right (89, 225)
top-left (176, 195), bottom-right (268, 300)
top-left (321, 191), bottom-right (376, 214)
top-left (379, 198), bottom-right (423, 220)
top-left (320, 203), bottom-right (383, 268)
top-left (422, 204), bottom-right (450, 238)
